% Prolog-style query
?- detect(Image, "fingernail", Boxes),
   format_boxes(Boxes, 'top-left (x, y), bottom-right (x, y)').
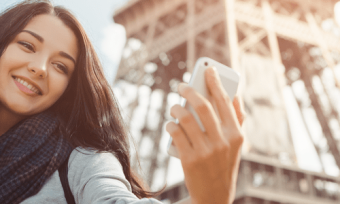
top-left (209, 66), bottom-right (217, 75)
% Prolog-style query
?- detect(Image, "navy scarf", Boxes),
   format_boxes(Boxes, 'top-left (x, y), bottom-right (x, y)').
top-left (0, 111), bottom-right (73, 204)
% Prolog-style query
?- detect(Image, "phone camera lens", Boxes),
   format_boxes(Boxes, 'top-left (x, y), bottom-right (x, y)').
top-left (204, 62), bottom-right (208, 66)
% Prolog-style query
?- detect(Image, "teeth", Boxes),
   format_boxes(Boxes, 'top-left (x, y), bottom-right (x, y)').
top-left (14, 77), bottom-right (41, 95)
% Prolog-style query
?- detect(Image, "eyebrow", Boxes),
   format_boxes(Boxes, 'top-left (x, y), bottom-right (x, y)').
top-left (21, 30), bottom-right (76, 65)
top-left (59, 51), bottom-right (76, 65)
top-left (22, 30), bottom-right (44, 42)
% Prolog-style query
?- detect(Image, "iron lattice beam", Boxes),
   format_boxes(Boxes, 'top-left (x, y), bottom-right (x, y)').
top-left (113, 0), bottom-right (340, 201)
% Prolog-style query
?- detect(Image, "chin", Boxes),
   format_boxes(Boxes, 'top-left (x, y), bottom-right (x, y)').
top-left (6, 101), bottom-right (46, 117)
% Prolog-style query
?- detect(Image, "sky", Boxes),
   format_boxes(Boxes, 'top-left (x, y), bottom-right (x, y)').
top-left (0, 0), bottom-right (129, 84)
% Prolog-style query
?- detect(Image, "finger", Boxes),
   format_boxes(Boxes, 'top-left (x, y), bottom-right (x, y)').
top-left (232, 95), bottom-right (246, 126)
top-left (170, 104), bottom-right (208, 150)
top-left (178, 83), bottom-right (223, 143)
top-left (205, 67), bottom-right (239, 127)
top-left (166, 121), bottom-right (193, 158)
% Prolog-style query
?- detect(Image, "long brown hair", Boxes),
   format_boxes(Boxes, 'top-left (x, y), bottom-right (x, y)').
top-left (0, 0), bottom-right (157, 198)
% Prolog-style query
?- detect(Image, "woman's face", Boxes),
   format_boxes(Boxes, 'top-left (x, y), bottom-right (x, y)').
top-left (0, 14), bottom-right (78, 116)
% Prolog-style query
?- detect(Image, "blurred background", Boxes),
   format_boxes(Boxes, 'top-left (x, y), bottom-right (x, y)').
top-left (2, 0), bottom-right (340, 203)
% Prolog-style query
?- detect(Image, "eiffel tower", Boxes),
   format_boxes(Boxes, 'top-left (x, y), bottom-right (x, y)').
top-left (113, 0), bottom-right (340, 203)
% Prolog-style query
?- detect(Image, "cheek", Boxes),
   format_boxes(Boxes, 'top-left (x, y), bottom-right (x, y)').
top-left (47, 76), bottom-right (70, 104)
top-left (0, 50), bottom-right (14, 75)
top-left (0, 44), bottom-right (26, 68)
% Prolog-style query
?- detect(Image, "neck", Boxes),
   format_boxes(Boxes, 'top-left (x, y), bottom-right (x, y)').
top-left (0, 104), bottom-right (27, 136)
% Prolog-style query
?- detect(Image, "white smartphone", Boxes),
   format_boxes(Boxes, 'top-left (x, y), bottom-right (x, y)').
top-left (167, 57), bottom-right (240, 158)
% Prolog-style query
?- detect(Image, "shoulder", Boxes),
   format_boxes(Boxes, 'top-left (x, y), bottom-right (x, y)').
top-left (68, 147), bottom-right (123, 171)
top-left (67, 147), bottom-right (132, 192)
top-left (65, 147), bottom-right (163, 204)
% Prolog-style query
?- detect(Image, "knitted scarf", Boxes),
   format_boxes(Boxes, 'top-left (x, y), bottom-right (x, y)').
top-left (0, 111), bottom-right (73, 204)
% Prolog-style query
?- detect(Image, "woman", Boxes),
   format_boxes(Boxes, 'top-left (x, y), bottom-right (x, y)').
top-left (0, 0), bottom-right (244, 204)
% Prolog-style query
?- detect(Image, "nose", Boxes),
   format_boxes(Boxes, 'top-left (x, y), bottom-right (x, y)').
top-left (27, 58), bottom-right (48, 78)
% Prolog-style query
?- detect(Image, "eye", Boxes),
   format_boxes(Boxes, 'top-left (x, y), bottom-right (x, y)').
top-left (18, 41), bottom-right (35, 52)
top-left (54, 63), bottom-right (69, 74)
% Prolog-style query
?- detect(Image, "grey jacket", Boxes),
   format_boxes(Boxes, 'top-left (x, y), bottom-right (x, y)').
top-left (20, 147), bottom-right (162, 204)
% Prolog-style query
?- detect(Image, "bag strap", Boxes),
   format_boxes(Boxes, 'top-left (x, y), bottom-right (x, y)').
top-left (58, 154), bottom-right (76, 204)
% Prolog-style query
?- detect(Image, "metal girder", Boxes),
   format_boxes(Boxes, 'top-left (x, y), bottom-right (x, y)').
top-left (187, 0), bottom-right (196, 72)
top-left (239, 29), bottom-right (267, 52)
top-left (225, 0), bottom-right (240, 71)
top-left (237, 23), bottom-right (271, 57)
top-left (196, 35), bottom-right (226, 56)
top-left (289, 85), bottom-right (326, 173)
top-left (114, 0), bottom-right (186, 38)
top-left (116, 2), bottom-right (226, 80)
top-left (305, 10), bottom-right (340, 90)
top-left (300, 68), bottom-right (340, 170)
top-left (113, 0), bottom-right (340, 195)
top-left (233, 1), bottom-right (340, 52)
top-left (116, 0), bottom-right (340, 80)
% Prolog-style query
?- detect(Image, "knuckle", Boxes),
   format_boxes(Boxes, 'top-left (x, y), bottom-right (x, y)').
top-left (170, 104), bottom-right (183, 118)
top-left (181, 85), bottom-right (194, 96)
top-left (170, 104), bottom-right (181, 116)
top-left (165, 122), bottom-right (174, 132)
top-left (235, 133), bottom-right (244, 145)
top-left (208, 75), bottom-right (219, 87)
top-left (206, 149), bottom-right (216, 158)
top-left (166, 122), bottom-right (182, 137)
top-left (234, 131), bottom-right (243, 139)
top-left (197, 148), bottom-right (213, 160)
top-left (178, 113), bottom-right (193, 126)
top-left (183, 156), bottom-right (199, 168)
top-left (230, 131), bottom-right (244, 146)
top-left (214, 142), bottom-right (230, 155)
top-left (185, 152), bottom-right (209, 166)
top-left (218, 92), bottom-right (231, 104)
top-left (194, 153), bottom-right (209, 165)
top-left (171, 128), bottom-right (183, 138)
top-left (209, 77), bottom-right (227, 97)
top-left (195, 101), bottom-right (212, 115)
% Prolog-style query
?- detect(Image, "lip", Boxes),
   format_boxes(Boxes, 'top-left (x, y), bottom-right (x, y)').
top-left (12, 75), bottom-right (43, 95)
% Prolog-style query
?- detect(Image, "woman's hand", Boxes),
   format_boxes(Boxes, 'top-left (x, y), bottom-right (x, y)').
top-left (166, 67), bottom-right (245, 204)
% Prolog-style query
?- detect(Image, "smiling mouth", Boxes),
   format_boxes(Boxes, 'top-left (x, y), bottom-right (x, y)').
top-left (13, 76), bottom-right (42, 95)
